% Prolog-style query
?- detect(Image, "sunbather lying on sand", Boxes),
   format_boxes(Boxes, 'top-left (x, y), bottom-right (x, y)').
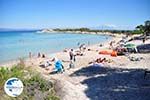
top-left (39, 60), bottom-right (52, 68)
top-left (128, 56), bottom-right (144, 61)
top-left (75, 50), bottom-right (84, 56)
top-left (89, 58), bottom-right (113, 64)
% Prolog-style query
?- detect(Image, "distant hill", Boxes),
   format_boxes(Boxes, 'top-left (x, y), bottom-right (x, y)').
top-left (90, 25), bottom-right (117, 30)
top-left (90, 25), bottom-right (134, 30)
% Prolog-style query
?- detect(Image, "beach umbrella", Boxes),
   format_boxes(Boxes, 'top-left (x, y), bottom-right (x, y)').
top-left (124, 44), bottom-right (136, 48)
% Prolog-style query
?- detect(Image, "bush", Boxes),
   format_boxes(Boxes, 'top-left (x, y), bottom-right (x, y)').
top-left (0, 65), bottom-right (59, 100)
top-left (0, 66), bottom-right (24, 89)
top-left (131, 30), bottom-right (143, 34)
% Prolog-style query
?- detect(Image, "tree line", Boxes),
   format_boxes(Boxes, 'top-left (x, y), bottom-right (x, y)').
top-left (53, 20), bottom-right (150, 35)
top-left (53, 28), bottom-right (132, 34)
top-left (134, 20), bottom-right (150, 36)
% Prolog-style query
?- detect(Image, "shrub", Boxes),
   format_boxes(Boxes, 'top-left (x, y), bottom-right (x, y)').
top-left (0, 65), bottom-right (59, 100)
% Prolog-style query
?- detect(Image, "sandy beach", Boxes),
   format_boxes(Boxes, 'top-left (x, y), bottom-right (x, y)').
top-left (1, 33), bottom-right (150, 100)
top-left (1, 0), bottom-right (150, 99)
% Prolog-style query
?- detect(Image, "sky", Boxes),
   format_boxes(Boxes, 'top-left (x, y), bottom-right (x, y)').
top-left (0, 0), bottom-right (150, 30)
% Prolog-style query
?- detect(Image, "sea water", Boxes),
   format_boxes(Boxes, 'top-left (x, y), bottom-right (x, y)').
top-left (0, 31), bottom-right (111, 63)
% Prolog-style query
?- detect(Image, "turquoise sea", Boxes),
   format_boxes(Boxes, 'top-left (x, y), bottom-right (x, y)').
top-left (0, 31), bottom-right (111, 63)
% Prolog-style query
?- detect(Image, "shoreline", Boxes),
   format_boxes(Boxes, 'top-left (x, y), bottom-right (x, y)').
top-left (1, 33), bottom-right (150, 70)
top-left (0, 33), bottom-right (119, 67)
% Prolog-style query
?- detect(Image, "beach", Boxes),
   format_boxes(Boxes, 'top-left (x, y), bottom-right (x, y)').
top-left (1, 33), bottom-right (150, 100)
top-left (20, 33), bottom-right (150, 71)
top-left (1, 0), bottom-right (149, 99)
top-left (2, 33), bottom-right (150, 70)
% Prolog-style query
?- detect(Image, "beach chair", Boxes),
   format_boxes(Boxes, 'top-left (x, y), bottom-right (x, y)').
top-left (144, 70), bottom-right (150, 79)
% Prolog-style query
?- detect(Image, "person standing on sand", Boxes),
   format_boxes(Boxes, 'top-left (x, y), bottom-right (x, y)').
top-left (69, 49), bottom-right (76, 68)
top-left (79, 44), bottom-right (86, 51)
top-left (69, 49), bottom-right (76, 62)
top-left (109, 41), bottom-right (114, 49)
top-left (143, 37), bottom-right (146, 44)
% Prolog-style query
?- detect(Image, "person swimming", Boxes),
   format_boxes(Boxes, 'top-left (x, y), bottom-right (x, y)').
top-left (29, 52), bottom-right (32, 58)
top-left (42, 54), bottom-right (46, 58)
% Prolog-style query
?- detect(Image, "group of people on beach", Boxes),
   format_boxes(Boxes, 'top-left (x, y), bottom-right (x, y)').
top-left (33, 48), bottom-right (76, 73)
top-left (28, 34), bottom-right (150, 75)
top-left (46, 49), bottom-right (76, 74)
top-left (32, 42), bottom-right (88, 74)
top-left (55, 43), bottom-right (88, 73)
top-left (29, 52), bottom-right (46, 58)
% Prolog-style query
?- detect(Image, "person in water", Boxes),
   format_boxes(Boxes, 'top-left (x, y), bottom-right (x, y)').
top-left (42, 54), bottom-right (46, 58)
top-left (29, 52), bottom-right (32, 58)
top-left (38, 52), bottom-right (41, 58)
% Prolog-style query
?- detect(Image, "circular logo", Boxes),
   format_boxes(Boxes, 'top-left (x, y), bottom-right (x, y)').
top-left (4, 77), bottom-right (23, 97)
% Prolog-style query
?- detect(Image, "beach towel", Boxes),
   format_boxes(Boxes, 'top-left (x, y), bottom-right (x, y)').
top-left (99, 50), bottom-right (117, 57)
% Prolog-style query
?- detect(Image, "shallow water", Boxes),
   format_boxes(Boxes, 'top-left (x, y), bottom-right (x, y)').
top-left (0, 31), bottom-right (111, 63)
